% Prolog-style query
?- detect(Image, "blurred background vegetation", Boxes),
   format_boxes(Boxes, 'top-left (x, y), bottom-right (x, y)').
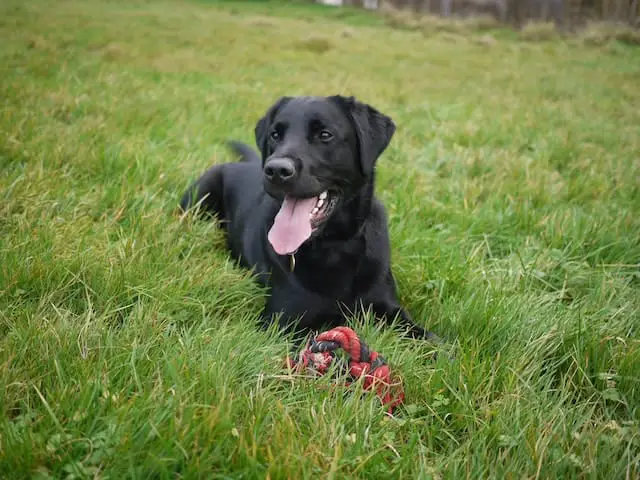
top-left (317, 0), bottom-right (639, 30)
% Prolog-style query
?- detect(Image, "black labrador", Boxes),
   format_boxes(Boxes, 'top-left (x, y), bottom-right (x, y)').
top-left (179, 95), bottom-right (438, 345)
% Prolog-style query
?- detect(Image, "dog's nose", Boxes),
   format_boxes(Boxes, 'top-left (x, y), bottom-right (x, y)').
top-left (264, 158), bottom-right (296, 184)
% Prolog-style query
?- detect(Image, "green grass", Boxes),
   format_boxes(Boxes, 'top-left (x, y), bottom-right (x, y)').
top-left (1, 0), bottom-right (640, 477)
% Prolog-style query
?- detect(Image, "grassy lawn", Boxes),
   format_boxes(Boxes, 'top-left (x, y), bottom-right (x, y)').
top-left (1, 0), bottom-right (639, 477)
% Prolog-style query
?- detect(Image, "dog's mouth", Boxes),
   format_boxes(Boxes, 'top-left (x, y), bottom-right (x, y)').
top-left (268, 190), bottom-right (339, 256)
top-left (309, 190), bottom-right (339, 229)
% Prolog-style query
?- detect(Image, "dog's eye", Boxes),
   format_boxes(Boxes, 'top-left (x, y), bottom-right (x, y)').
top-left (270, 130), bottom-right (281, 142)
top-left (318, 130), bottom-right (334, 142)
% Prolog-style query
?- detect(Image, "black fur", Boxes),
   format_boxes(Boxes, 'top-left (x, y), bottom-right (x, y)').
top-left (179, 95), bottom-right (438, 344)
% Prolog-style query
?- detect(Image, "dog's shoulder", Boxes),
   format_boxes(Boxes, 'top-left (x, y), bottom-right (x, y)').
top-left (368, 195), bottom-right (390, 226)
top-left (359, 195), bottom-right (392, 256)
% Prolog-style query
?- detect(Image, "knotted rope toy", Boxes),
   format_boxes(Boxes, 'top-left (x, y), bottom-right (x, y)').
top-left (284, 326), bottom-right (405, 414)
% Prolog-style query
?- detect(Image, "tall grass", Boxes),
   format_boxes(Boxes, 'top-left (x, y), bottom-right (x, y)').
top-left (1, 0), bottom-right (639, 477)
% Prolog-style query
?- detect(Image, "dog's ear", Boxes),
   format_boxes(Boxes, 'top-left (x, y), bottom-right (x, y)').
top-left (254, 96), bottom-right (292, 161)
top-left (329, 95), bottom-right (396, 177)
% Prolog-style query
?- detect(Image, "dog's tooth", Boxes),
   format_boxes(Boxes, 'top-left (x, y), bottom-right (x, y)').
top-left (317, 199), bottom-right (324, 208)
top-left (319, 191), bottom-right (328, 200)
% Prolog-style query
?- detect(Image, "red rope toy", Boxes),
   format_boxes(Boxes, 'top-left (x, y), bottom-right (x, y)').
top-left (284, 326), bottom-right (405, 414)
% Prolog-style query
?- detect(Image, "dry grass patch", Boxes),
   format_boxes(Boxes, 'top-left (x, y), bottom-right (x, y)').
top-left (577, 21), bottom-right (640, 46)
top-left (519, 21), bottom-right (562, 42)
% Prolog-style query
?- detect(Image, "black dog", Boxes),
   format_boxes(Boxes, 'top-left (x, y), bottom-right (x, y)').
top-left (179, 95), bottom-right (437, 344)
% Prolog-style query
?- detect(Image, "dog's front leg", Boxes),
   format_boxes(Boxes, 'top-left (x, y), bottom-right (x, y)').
top-left (371, 302), bottom-right (441, 343)
top-left (261, 298), bottom-right (311, 350)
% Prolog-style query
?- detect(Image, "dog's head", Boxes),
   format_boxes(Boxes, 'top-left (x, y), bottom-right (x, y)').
top-left (254, 95), bottom-right (396, 256)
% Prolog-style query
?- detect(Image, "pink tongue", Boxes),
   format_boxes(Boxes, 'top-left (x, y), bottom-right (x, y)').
top-left (268, 196), bottom-right (318, 255)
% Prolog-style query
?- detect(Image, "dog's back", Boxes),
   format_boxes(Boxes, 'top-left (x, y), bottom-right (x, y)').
top-left (227, 141), bottom-right (261, 164)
